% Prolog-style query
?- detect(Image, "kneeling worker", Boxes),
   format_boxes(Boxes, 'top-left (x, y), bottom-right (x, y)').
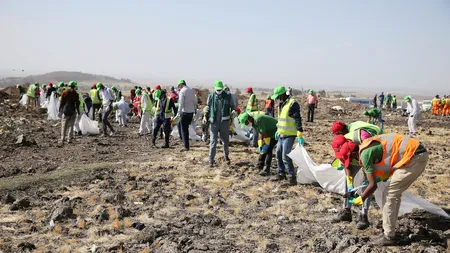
top-left (332, 133), bottom-right (428, 246)
top-left (238, 112), bottom-right (278, 176)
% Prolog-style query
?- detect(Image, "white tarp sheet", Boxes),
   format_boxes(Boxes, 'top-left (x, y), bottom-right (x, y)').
top-left (171, 109), bottom-right (202, 141)
top-left (289, 145), bottom-right (450, 218)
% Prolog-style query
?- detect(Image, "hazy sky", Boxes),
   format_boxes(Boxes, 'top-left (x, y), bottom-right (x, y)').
top-left (1, 0), bottom-right (449, 93)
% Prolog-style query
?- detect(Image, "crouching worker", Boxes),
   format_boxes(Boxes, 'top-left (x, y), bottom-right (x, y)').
top-left (113, 100), bottom-right (133, 127)
top-left (238, 112), bottom-right (278, 176)
top-left (333, 133), bottom-right (428, 246)
top-left (330, 120), bottom-right (384, 229)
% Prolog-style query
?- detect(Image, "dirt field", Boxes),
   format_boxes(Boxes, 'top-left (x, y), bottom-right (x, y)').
top-left (0, 88), bottom-right (449, 252)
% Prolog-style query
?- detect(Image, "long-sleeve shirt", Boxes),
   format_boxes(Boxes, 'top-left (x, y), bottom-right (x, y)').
top-left (279, 100), bottom-right (303, 132)
top-left (158, 97), bottom-right (176, 120)
top-left (60, 89), bottom-right (80, 114)
top-left (100, 88), bottom-right (115, 106)
top-left (178, 86), bottom-right (196, 113)
top-left (407, 99), bottom-right (420, 116)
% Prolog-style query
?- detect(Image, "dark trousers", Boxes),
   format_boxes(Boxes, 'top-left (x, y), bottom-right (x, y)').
top-left (92, 103), bottom-right (101, 121)
top-left (307, 104), bottom-right (316, 122)
top-left (257, 138), bottom-right (277, 171)
top-left (152, 117), bottom-right (171, 146)
top-left (101, 104), bottom-right (115, 134)
top-left (180, 112), bottom-right (194, 149)
top-left (265, 108), bottom-right (274, 117)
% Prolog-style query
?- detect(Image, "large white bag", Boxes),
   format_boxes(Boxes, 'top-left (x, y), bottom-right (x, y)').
top-left (79, 114), bottom-right (100, 135)
top-left (47, 93), bottom-right (60, 120)
top-left (19, 95), bottom-right (28, 106)
top-left (289, 145), bottom-right (450, 218)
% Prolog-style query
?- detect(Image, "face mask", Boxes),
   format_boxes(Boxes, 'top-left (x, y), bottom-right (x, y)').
top-left (216, 90), bottom-right (223, 95)
top-left (276, 99), bottom-right (283, 103)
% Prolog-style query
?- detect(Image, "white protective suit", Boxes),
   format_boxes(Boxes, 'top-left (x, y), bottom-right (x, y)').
top-left (113, 98), bottom-right (131, 126)
top-left (406, 98), bottom-right (420, 134)
top-left (139, 93), bottom-right (153, 135)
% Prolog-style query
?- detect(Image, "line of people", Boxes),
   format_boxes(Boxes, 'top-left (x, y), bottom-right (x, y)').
top-left (431, 95), bottom-right (450, 116)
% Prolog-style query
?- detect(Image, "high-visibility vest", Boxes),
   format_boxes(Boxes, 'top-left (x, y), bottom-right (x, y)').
top-left (359, 133), bottom-right (420, 182)
top-left (277, 98), bottom-right (297, 136)
top-left (249, 111), bottom-right (265, 117)
top-left (141, 92), bottom-right (153, 112)
top-left (265, 99), bottom-right (273, 109)
top-left (446, 99), bottom-right (450, 105)
top-left (26, 85), bottom-right (37, 98)
top-left (392, 97), bottom-right (397, 105)
top-left (155, 98), bottom-right (173, 119)
top-left (432, 98), bottom-right (440, 106)
top-left (246, 93), bottom-right (258, 112)
top-left (344, 121), bottom-right (382, 145)
top-left (78, 92), bottom-right (85, 112)
top-left (90, 89), bottom-right (101, 104)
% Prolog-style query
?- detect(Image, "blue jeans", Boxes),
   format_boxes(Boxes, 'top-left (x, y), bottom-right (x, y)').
top-left (276, 136), bottom-right (296, 176)
top-left (344, 165), bottom-right (371, 214)
top-left (209, 120), bottom-right (230, 163)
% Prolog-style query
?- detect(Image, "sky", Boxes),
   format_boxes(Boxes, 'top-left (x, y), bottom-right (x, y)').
top-left (1, 0), bottom-right (449, 94)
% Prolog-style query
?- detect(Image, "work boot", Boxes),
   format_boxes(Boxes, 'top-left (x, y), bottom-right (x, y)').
top-left (209, 161), bottom-right (215, 168)
top-left (289, 176), bottom-right (297, 186)
top-left (259, 167), bottom-right (270, 176)
top-left (270, 173), bottom-right (287, 181)
top-left (331, 209), bottom-right (352, 223)
top-left (371, 234), bottom-right (396, 246)
top-left (356, 214), bottom-right (370, 230)
top-left (161, 144), bottom-right (169, 148)
top-left (225, 157), bottom-right (231, 165)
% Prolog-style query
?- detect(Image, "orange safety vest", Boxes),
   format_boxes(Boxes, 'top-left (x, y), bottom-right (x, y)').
top-left (265, 99), bottom-right (273, 109)
top-left (359, 133), bottom-right (419, 182)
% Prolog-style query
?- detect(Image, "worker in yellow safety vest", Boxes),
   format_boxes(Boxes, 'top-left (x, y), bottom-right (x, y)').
top-left (90, 83), bottom-right (102, 121)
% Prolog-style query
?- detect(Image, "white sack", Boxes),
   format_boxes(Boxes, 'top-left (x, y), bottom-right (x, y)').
top-left (79, 114), bottom-right (100, 135)
top-left (171, 125), bottom-right (201, 141)
top-left (231, 118), bottom-right (251, 143)
top-left (289, 145), bottom-right (450, 218)
top-left (47, 93), bottom-right (60, 120)
top-left (20, 95), bottom-right (28, 106)
top-left (40, 91), bottom-right (46, 107)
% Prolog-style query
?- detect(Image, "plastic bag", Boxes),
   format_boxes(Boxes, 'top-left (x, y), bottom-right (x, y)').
top-left (171, 123), bottom-right (201, 141)
top-left (47, 93), bottom-right (60, 120)
top-left (289, 145), bottom-right (450, 218)
top-left (231, 118), bottom-right (251, 143)
top-left (19, 95), bottom-right (28, 106)
top-left (40, 91), bottom-right (46, 107)
top-left (79, 114), bottom-right (100, 135)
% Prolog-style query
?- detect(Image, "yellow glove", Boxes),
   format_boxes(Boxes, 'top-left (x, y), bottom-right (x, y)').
top-left (263, 137), bottom-right (270, 146)
top-left (346, 176), bottom-right (353, 187)
top-left (296, 132), bottom-right (303, 138)
top-left (257, 139), bottom-right (263, 148)
top-left (350, 196), bottom-right (363, 205)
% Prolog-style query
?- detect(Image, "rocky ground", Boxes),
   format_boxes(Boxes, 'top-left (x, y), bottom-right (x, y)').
top-left (0, 88), bottom-right (449, 253)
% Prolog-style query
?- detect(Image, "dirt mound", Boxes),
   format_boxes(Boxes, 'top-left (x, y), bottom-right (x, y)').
top-left (0, 83), bottom-right (30, 101)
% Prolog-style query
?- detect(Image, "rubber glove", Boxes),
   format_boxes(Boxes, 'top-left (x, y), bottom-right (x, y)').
top-left (349, 196), bottom-right (363, 205)
top-left (245, 130), bottom-right (251, 138)
top-left (297, 131), bottom-right (305, 145)
top-left (275, 131), bottom-right (279, 141)
top-left (258, 137), bottom-right (271, 153)
top-left (346, 176), bottom-right (354, 191)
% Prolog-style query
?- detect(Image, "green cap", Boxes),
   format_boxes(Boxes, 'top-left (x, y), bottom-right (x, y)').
top-left (111, 86), bottom-right (117, 91)
top-left (271, 86), bottom-right (286, 99)
top-left (309, 89), bottom-right (314, 94)
top-left (96, 82), bottom-right (103, 89)
top-left (34, 82), bottom-right (40, 85)
top-left (58, 81), bottom-right (64, 87)
top-left (153, 89), bottom-right (161, 99)
top-left (214, 80), bottom-right (224, 91)
top-left (238, 112), bottom-right (250, 129)
top-left (363, 110), bottom-right (369, 116)
top-left (404, 96), bottom-right (411, 102)
top-left (177, 79), bottom-right (186, 88)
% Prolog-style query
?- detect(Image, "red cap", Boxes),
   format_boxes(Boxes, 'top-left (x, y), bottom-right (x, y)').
top-left (331, 135), bottom-right (356, 169)
top-left (332, 121), bottom-right (346, 135)
top-left (155, 85), bottom-right (161, 90)
top-left (236, 107), bottom-right (242, 114)
top-left (92, 83), bottom-right (97, 88)
top-left (246, 87), bottom-right (253, 93)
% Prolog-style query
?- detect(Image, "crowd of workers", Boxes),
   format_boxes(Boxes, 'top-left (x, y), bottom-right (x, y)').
top-left (431, 95), bottom-right (450, 116)
top-left (16, 80), bottom-right (437, 247)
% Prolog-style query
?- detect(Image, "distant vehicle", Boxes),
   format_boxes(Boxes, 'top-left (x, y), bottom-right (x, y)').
top-left (345, 97), bottom-right (374, 107)
top-left (422, 100), bottom-right (432, 112)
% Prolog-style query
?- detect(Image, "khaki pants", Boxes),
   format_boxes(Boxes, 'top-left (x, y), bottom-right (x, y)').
top-left (383, 152), bottom-right (428, 238)
top-left (61, 114), bottom-right (77, 142)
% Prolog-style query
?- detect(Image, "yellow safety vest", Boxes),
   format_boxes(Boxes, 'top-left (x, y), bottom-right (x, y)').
top-left (90, 89), bottom-right (101, 104)
top-left (26, 85), bottom-right (37, 98)
top-left (155, 98), bottom-right (173, 119)
top-left (78, 92), bottom-right (85, 112)
top-left (277, 98), bottom-right (297, 136)
top-left (141, 92), bottom-right (154, 112)
top-left (249, 111), bottom-right (265, 117)
top-left (246, 93), bottom-right (258, 112)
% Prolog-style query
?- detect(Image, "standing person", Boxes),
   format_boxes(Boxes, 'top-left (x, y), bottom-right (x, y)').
top-left (151, 90), bottom-right (176, 148)
top-left (264, 95), bottom-right (275, 117)
top-left (270, 86), bottom-right (304, 186)
top-left (363, 108), bottom-right (384, 130)
top-left (17, 84), bottom-right (26, 103)
top-left (306, 89), bottom-right (318, 122)
top-left (238, 112), bottom-right (277, 176)
top-left (246, 87), bottom-right (258, 147)
top-left (405, 96), bottom-right (420, 135)
top-left (46, 83), bottom-right (56, 101)
top-left (130, 86), bottom-right (137, 103)
top-left (139, 88), bottom-right (153, 136)
top-left (97, 83), bottom-right (117, 137)
top-left (59, 82), bottom-right (80, 144)
top-left (379, 92), bottom-right (385, 109)
top-left (204, 80), bottom-right (236, 167)
top-left (34, 84), bottom-right (41, 107)
top-left (84, 93), bottom-right (92, 115)
top-left (330, 121), bottom-right (383, 229)
top-left (225, 85), bottom-right (238, 110)
top-left (90, 84), bottom-right (102, 121)
top-left (25, 82), bottom-right (39, 110)
top-left (343, 133), bottom-right (428, 246)
top-left (73, 82), bottom-right (86, 135)
top-left (391, 95), bottom-right (397, 111)
top-left (443, 95), bottom-right (450, 116)
top-left (111, 86), bottom-right (122, 123)
top-left (431, 95), bottom-right (440, 115)
top-left (177, 80), bottom-right (196, 152)
top-left (385, 93), bottom-right (392, 111)
top-left (373, 94), bottom-right (378, 108)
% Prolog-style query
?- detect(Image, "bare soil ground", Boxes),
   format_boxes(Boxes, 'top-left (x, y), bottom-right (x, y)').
top-left (0, 89), bottom-right (449, 252)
